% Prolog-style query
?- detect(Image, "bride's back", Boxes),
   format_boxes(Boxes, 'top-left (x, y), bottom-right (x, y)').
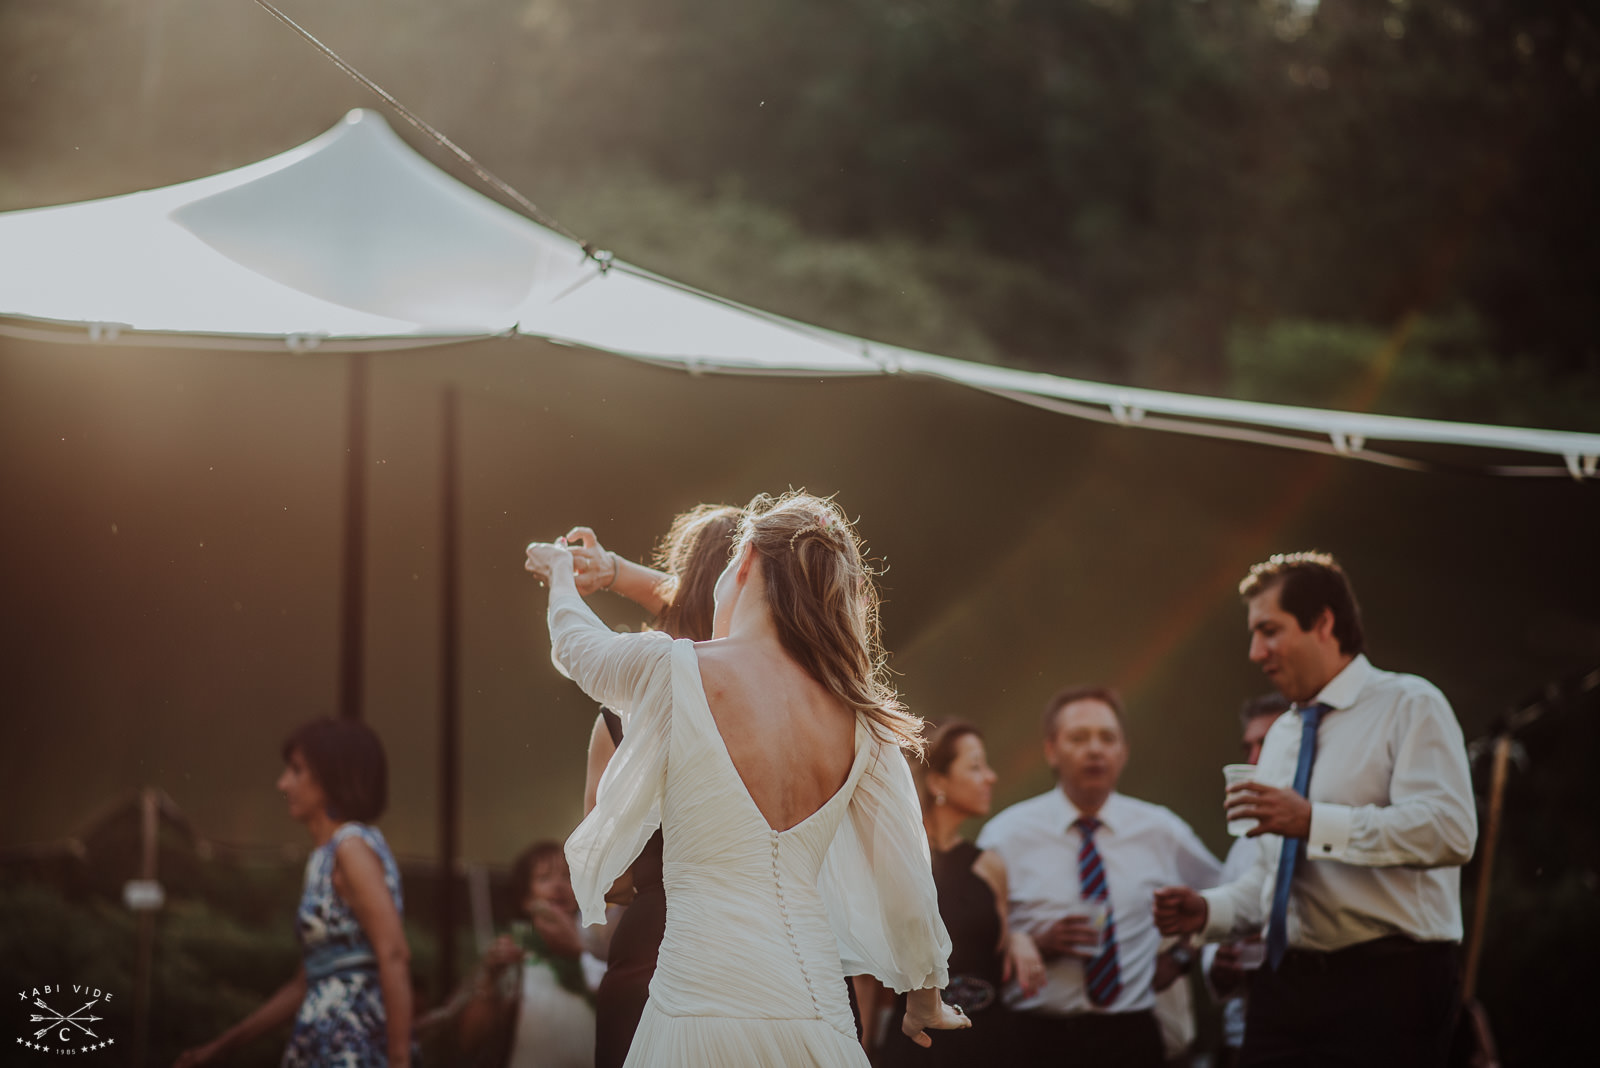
top-left (695, 491), bottom-right (921, 834)
top-left (695, 638), bottom-right (857, 833)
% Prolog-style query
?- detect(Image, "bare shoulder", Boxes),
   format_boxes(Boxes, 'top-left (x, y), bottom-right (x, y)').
top-left (330, 832), bottom-right (383, 898)
top-left (334, 832), bottom-right (380, 867)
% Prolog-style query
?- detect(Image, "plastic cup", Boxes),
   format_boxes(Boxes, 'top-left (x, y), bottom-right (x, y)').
top-left (1064, 900), bottom-right (1110, 957)
top-left (1223, 764), bottom-right (1259, 836)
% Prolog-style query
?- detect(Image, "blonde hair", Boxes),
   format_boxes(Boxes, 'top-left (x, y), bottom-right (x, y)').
top-left (738, 491), bottom-right (924, 755)
top-left (652, 504), bottom-right (744, 641)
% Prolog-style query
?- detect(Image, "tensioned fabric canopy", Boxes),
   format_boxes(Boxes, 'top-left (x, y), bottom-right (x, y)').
top-left (2, 109), bottom-right (1595, 478)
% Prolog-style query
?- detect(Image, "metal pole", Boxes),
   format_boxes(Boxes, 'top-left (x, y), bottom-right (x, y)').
top-left (436, 387), bottom-right (461, 996)
top-left (1462, 734), bottom-right (1512, 1002)
top-left (339, 353), bottom-right (369, 721)
top-left (131, 789), bottom-right (158, 1068)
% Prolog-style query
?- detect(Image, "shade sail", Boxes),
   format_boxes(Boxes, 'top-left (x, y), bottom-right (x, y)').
top-left (2, 109), bottom-right (1595, 474)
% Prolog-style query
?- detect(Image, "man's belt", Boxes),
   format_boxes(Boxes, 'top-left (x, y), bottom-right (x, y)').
top-left (1278, 935), bottom-right (1456, 973)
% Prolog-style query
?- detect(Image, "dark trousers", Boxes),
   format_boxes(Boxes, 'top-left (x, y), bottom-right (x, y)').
top-left (1012, 1008), bottom-right (1165, 1068)
top-left (1241, 937), bottom-right (1460, 1068)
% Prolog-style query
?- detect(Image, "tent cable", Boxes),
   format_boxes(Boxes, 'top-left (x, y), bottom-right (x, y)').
top-left (250, 0), bottom-right (605, 262)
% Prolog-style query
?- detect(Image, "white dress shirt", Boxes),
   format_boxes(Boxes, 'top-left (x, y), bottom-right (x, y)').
top-left (1200, 835), bottom-right (1265, 1049)
top-left (1201, 655), bottom-right (1477, 952)
top-left (978, 789), bottom-right (1221, 1015)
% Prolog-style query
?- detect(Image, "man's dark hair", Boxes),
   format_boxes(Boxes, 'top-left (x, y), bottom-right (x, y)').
top-left (281, 718), bottom-right (388, 823)
top-left (1239, 551), bottom-right (1366, 656)
top-left (1239, 691), bottom-right (1291, 731)
top-left (1042, 684), bottom-right (1126, 739)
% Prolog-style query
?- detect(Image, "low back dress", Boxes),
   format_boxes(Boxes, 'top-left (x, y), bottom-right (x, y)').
top-left (549, 586), bottom-right (952, 1068)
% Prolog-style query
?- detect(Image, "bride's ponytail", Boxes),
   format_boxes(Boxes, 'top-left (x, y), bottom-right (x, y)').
top-left (739, 491), bottom-right (924, 755)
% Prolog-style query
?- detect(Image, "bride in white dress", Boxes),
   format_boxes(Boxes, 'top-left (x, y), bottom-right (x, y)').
top-left (524, 491), bottom-right (968, 1067)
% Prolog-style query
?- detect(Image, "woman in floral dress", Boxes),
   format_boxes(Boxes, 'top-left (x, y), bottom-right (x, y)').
top-left (174, 719), bottom-right (413, 1068)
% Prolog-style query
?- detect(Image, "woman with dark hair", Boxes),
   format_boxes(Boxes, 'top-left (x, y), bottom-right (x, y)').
top-left (174, 719), bottom-right (412, 1068)
top-left (560, 505), bottom-right (744, 1068)
top-left (524, 491), bottom-right (965, 1067)
top-left (871, 722), bottom-right (1033, 1066)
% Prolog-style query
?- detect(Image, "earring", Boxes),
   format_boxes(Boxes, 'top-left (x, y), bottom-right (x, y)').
top-left (935, 792), bottom-right (947, 806)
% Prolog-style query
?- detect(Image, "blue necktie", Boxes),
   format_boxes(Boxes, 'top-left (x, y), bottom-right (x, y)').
top-left (1266, 702), bottom-right (1328, 970)
top-left (1074, 817), bottom-right (1123, 1007)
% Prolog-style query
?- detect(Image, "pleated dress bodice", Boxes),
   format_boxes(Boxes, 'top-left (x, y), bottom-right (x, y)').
top-left (649, 692), bottom-right (871, 1039)
top-left (548, 587), bottom-right (952, 1067)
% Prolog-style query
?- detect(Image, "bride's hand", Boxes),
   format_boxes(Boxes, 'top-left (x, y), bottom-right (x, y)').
top-left (524, 540), bottom-right (574, 584)
top-left (901, 988), bottom-right (971, 1048)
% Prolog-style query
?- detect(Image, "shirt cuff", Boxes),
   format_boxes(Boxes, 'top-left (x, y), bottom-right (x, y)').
top-left (1307, 803), bottom-right (1352, 862)
top-left (1200, 887), bottom-right (1235, 942)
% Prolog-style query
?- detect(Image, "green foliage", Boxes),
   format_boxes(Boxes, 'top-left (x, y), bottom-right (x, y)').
top-left (1465, 686), bottom-right (1600, 1064)
top-left (0, 883), bottom-right (284, 1066)
top-left (3, 0), bottom-right (1596, 409)
top-left (0, 862), bottom-right (463, 1066)
top-left (1227, 310), bottom-right (1600, 430)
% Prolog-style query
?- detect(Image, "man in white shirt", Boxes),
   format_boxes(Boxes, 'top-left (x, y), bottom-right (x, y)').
top-left (979, 686), bottom-right (1221, 1067)
top-left (1155, 552), bottom-right (1476, 1067)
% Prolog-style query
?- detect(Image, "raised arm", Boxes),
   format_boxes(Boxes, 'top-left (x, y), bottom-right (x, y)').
top-left (564, 526), bottom-right (674, 615)
top-left (526, 539), bottom-right (675, 716)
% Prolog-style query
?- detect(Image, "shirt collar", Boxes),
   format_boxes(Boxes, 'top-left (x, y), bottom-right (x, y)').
top-left (1051, 786), bottom-right (1125, 834)
top-left (1312, 653), bottom-right (1374, 711)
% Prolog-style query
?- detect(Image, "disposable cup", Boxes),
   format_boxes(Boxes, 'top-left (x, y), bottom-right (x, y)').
top-left (1223, 764), bottom-right (1259, 836)
top-left (1063, 900), bottom-right (1110, 957)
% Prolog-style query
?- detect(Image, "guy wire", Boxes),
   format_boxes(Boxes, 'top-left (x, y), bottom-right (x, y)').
top-left (250, 0), bottom-right (595, 254)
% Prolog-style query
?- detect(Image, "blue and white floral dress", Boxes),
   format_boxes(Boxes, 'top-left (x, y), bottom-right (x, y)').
top-left (284, 822), bottom-right (405, 1068)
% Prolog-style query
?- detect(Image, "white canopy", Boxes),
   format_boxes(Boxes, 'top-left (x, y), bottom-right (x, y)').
top-left (2, 109), bottom-right (1595, 476)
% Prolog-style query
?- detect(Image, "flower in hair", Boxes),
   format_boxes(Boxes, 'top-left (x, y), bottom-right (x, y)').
top-left (816, 512), bottom-right (841, 535)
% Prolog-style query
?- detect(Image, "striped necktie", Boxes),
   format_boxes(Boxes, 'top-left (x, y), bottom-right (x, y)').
top-left (1266, 701), bottom-right (1329, 970)
top-left (1074, 816), bottom-right (1122, 1008)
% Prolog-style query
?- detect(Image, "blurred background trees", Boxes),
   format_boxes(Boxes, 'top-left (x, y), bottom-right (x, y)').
top-left (3, 2), bottom-right (1596, 1064)
top-left (3, 0), bottom-right (1596, 419)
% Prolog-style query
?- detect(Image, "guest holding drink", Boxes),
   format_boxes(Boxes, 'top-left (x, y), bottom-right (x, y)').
top-left (979, 686), bottom-right (1220, 1068)
top-left (1155, 553), bottom-right (1476, 1068)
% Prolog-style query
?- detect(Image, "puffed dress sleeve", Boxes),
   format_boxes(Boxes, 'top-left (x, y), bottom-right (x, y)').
top-left (548, 585), bottom-right (678, 926)
top-left (817, 735), bottom-right (953, 993)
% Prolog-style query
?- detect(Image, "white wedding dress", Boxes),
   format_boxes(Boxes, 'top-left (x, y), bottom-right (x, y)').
top-left (549, 587), bottom-right (952, 1067)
